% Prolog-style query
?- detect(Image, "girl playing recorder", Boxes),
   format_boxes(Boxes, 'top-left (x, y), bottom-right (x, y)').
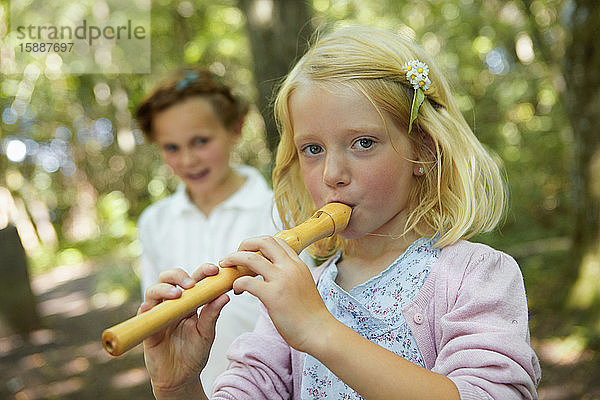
top-left (139, 26), bottom-right (541, 399)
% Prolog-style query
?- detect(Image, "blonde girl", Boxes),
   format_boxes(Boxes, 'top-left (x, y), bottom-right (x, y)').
top-left (140, 26), bottom-right (541, 400)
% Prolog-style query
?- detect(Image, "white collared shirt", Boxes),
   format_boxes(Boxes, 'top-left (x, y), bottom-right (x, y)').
top-left (137, 165), bottom-right (280, 393)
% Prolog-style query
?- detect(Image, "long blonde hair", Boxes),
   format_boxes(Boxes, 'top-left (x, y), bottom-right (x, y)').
top-left (273, 26), bottom-right (506, 257)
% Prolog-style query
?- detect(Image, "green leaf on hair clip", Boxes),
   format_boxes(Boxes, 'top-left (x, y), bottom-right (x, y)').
top-left (408, 87), bottom-right (425, 135)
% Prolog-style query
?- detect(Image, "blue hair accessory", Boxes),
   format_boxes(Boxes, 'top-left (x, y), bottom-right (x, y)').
top-left (176, 70), bottom-right (198, 91)
top-left (402, 60), bottom-right (431, 134)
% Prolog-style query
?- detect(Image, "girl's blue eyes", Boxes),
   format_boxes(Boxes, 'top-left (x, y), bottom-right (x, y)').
top-left (304, 144), bottom-right (323, 155)
top-left (301, 138), bottom-right (375, 155)
top-left (355, 138), bottom-right (374, 150)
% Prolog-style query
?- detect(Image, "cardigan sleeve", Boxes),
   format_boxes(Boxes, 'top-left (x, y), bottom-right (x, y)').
top-left (428, 245), bottom-right (542, 400)
top-left (211, 304), bottom-right (294, 400)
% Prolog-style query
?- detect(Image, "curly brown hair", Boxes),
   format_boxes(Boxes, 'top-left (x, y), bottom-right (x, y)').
top-left (135, 68), bottom-right (249, 140)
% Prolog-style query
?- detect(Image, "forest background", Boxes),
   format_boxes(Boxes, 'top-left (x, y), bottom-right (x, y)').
top-left (0, 0), bottom-right (599, 399)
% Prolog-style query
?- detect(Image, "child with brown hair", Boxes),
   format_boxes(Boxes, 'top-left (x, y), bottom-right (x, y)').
top-left (135, 68), bottom-right (278, 393)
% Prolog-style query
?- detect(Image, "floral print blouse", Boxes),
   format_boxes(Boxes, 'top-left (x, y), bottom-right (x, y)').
top-left (301, 237), bottom-right (440, 400)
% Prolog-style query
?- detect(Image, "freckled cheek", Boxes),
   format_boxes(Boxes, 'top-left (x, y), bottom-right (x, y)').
top-left (299, 165), bottom-right (324, 203)
top-left (363, 167), bottom-right (412, 204)
top-left (305, 183), bottom-right (323, 204)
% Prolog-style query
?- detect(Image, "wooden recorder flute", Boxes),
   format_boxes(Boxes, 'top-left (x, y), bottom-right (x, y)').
top-left (101, 202), bottom-right (352, 356)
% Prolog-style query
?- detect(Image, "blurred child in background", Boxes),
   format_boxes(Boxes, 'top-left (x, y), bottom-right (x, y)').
top-left (135, 68), bottom-right (278, 393)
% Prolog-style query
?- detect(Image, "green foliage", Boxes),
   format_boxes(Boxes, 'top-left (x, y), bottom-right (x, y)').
top-left (0, 0), bottom-right (582, 335)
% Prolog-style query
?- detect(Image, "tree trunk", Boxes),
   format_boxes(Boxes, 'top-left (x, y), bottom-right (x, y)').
top-left (238, 0), bottom-right (314, 158)
top-left (563, 2), bottom-right (600, 312)
top-left (0, 225), bottom-right (40, 334)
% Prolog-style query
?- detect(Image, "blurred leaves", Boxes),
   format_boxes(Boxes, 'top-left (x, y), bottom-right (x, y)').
top-left (0, 0), bottom-right (592, 340)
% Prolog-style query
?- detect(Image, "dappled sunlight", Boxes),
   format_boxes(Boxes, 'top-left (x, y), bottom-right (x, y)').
top-left (0, 335), bottom-right (24, 357)
top-left (17, 377), bottom-right (85, 400)
top-left (0, 249), bottom-right (149, 399)
top-left (3, 335), bottom-right (139, 398)
top-left (31, 260), bottom-right (132, 319)
top-left (0, 186), bottom-right (58, 254)
top-left (79, 340), bottom-right (115, 364)
top-left (46, 378), bottom-right (86, 397)
top-left (60, 356), bottom-right (90, 376)
top-left (533, 332), bottom-right (599, 400)
top-left (31, 262), bottom-right (93, 295)
top-left (19, 353), bottom-right (47, 372)
top-left (538, 384), bottom-right (584, 400)
top-left (38, 291), bottom-right (91, 318)
top-left (28, 329), bottom-right (54, 346)
top-left (568, 250), bottom-right (600, 310)
top-left (111, 367), bottom-right (149, 389)
top-left (536, 333), bottom-right (592, 366)
top-left (91, 288), bottom-right (129, 310)
top-left (2, 303), bottom-right (150, 398)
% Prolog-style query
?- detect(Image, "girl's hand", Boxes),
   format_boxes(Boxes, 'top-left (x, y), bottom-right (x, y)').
top-left (219, 236), bottom-right (334, 353)
top-left (139, 265), bottom-right (229, 398)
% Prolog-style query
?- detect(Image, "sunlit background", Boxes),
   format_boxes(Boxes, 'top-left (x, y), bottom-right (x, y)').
top-left (1, 0), bottom-right (598, 399)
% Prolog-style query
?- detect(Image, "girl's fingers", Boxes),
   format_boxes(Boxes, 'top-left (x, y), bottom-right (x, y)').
top-left (258, 236), bottom-right (304, 266)
top-left (239, 236), bottom-right (290, 261)
top-left (139, 267), bottom-right (196, 312)
top-left (190, 263), bottom-right (220, 282)
top-left (197, 293), bottom-right (230, 329)
top-left (220, 235), bottom-right (298, 275)
top-left (143, 282), bottom-right (182, 305)
top-left (137, 302), bottom-right (151, 315)
top-left (232, 275), bottom-right (267, 297)
top-left (157, 267), bottom-right (196, 289)
top-left (138, 282), bottom-right (183, 315)
top-left (220, 249), bottom-right (275, 278)
top-left (139, 264), bottom-right (222, 316)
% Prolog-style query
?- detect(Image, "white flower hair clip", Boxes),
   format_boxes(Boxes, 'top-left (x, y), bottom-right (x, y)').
top-left (402, 60), bottom-right (431, 134)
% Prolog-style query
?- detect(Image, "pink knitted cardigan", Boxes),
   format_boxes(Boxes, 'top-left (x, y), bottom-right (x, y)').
top-left (212, 240), bottom-right (541, 399)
